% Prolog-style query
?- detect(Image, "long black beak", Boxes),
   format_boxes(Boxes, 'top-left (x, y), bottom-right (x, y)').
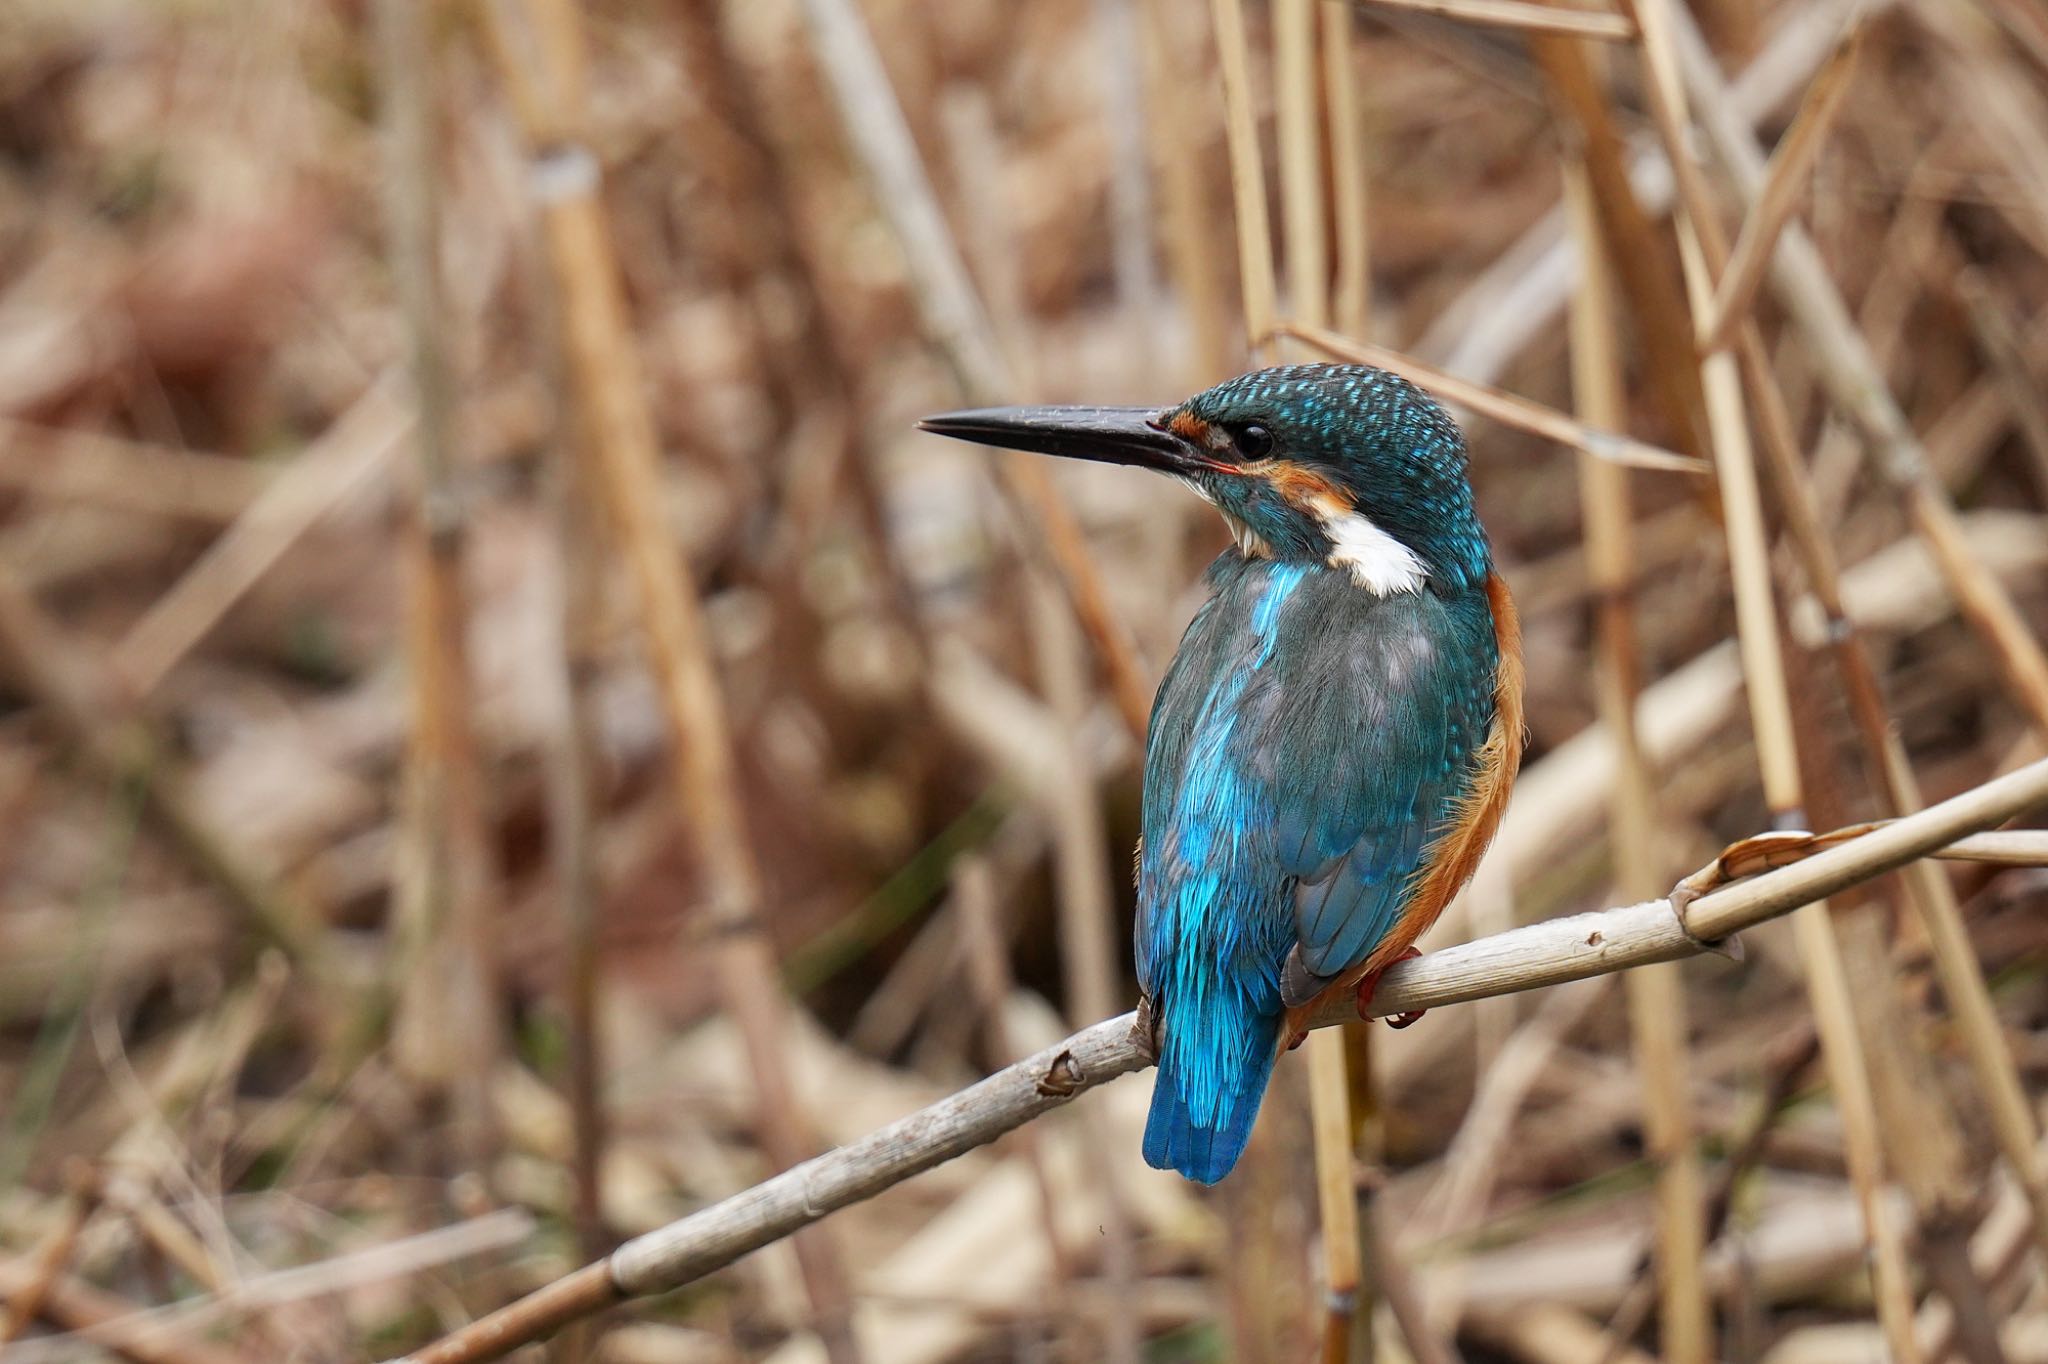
top-left (917, 405), bottom-right (1210, 477)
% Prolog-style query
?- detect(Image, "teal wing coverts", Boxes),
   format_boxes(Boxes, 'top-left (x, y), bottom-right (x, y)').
top-left (1138, 554), bottom-right (1499, 1183)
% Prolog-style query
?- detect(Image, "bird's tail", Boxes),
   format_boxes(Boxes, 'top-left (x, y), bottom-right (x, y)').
top-left (1142, 1003), bottom-right (1280, 1185)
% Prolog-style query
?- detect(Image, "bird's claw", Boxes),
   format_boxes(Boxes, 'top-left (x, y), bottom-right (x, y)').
top-left (1355, 946), bottom-right (1426, 1027)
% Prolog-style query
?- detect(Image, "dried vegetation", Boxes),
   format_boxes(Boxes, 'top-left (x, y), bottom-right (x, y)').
top-left (0, 0), bottom-right (2046, 1361)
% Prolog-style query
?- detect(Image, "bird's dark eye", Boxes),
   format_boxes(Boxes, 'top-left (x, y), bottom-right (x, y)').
top-left (1236, 423), bottom-right (1273, 459)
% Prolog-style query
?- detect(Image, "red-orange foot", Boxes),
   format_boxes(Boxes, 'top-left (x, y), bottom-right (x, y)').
top-left (1356, 946), bottom-right (1427, 1029)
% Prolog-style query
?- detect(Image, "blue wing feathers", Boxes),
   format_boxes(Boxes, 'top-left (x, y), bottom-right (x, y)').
top-left (1138, 555), bottom-right (1499, 1181)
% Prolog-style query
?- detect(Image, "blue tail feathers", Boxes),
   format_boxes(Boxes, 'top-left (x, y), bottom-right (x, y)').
top-left (1142, 1012), bottom-right (1280, 1184)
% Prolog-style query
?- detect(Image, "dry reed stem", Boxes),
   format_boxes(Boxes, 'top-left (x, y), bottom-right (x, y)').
top-left (111, 380), bottom-right (408, 699)
top-left (796, 0), bottom-right (1154, 743)
top-left (953, 856), bottom-right (1075, 1294)
top-left (1323, 0), bottom-right (1372, 340)
top-left (0, 1258), bottom-right (255, 1364)
top-left (375, 0), bottom-right (501, 1156)
top-left (0, 422), bottom-right (272, 521)
top-left (1625, 3), bottom-right (1923, 1355)
top-left (1696, 14), bottom-right (1864, 354)
top-left (1525, 31), bottom-right (1709, 463)
top-left (545, 437), bottom-right (609, 1263)
top-left (1665, 7), bottom-right (2048, 737)
top-left (480, 1), bottom-right (863, 1357)
top-left (1955, 268), bottom-right (2048, 504)
top-left (1351, 0), bottom-right (1633, 41)
top-left (1563, 156), bottom-right (1708, 1364)
top-left (1279, 321), bottom-right (1704, 473)
top-left (0, 1166), bottom-right (95, 1346)
top-left (391, 760), bottom-right (2048, 1364)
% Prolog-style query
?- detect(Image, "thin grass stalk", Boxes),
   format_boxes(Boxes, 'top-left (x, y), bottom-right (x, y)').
top-left (1563, 155), bottom-right (1709, 1364)
top-left (376, 0), bottom-right (501, 1159)
top-left (1624, 4), bottom-right (1922, 1355)
top-left (477, 2), bottom-right (863, 1358)
top-left (1664, 7), bottom-right (2048, 737)
top-left (549, 441), bottom-right (608, 1267)
top-left (1696, 16), bottom-right (1864, 353)
top-left (1278, 322), bottom-right (1701, 474)
top-left (1350, 0), bottom-right (1634, 40)
top-left (392, 756), bottom-right (2048, 1364)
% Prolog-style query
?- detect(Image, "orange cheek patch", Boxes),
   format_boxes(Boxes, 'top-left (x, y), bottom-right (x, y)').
top-left (1260, 460), bottom-right (1352, 512)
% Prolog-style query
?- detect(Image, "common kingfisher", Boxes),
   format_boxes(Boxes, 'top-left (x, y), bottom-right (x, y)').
top-left (921, 364), bottom-right (1524, 1184)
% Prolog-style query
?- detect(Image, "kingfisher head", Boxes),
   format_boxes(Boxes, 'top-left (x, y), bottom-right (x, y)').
top-left (920, 363), bottom-right (1489, 594)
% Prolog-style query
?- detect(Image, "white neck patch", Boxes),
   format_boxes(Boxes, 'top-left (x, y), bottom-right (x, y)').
top-left (1221, 511), bottom-right (1272, 559)
top-left (1316, 502), bottom-right (1425, 595)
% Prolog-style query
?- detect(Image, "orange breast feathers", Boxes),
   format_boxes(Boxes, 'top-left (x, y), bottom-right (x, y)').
top-left (1287, 572), bottom-right (1525, 1032)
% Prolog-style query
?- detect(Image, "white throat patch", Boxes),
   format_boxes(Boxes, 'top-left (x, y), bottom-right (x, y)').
top-left (1318, 505), bottom-right (1425, 595)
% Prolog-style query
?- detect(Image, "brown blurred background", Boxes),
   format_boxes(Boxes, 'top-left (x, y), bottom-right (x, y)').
top-left (1, 0), bottom-right (2046, 1360)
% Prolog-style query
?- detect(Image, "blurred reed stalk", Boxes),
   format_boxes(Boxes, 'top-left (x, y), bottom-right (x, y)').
top-left (1522, 33), bottom-right (1708, 464)
top-left (545, 420), bottom-right (608, 1267)
top-left (1207, 4), bottom-right (1289, 1356)
top-left (1271, 4), bottom-right (1367, 1358)
top-left (1092, 0), bottom-right (1161, 384)
top-left (1622, 3), bottom-right (1926, 1356)
top-left (475, 1), bottom-right (864, 1358)
top-left (795, 0), bottom-right (1156, 741)
top-left (952, 855), bottom-right (1077, 1300)
top-left (375, 0), bottom-right (502, 1158)
top-left (1563, 153), bottom-right (1709, 1364)
top-left (1665, 7), bottom-right (2048, 739)
top-left (1351, 0), bottom-right (1635, 41)
top-left (1323, 0), bottom-right (1372, 341)
top-left (1137, 0), bottom-right (1231, 387)
top-left (1323, 14), bottom-right (1379, 1355)
top-left (940, 76), bottom-right (1141, 1363)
